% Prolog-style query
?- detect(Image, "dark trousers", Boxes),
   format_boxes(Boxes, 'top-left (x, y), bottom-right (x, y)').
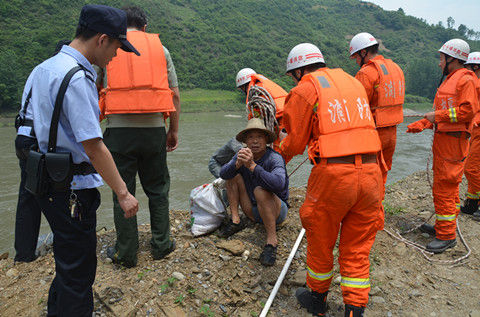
top-left (14, 134), bottom-right (41, 262)
top-left (36, 188), bottom-right (100, 317)
top-left (104, 127), bottom-right (171, 265)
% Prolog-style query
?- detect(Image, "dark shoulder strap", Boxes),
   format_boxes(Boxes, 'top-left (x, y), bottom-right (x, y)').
top-left (47, 65), bottom-right (84, 152)
top-left (21, 88), bottom-right (33, 117)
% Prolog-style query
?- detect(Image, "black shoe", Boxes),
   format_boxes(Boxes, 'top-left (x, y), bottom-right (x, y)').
top-left (106, 246), bottom-right (136, 268)
top-left (472, 210), bottom-right (480, 221)
top-left (344, 304), bottom-right (364, 317)
top-left (461, 198), bottom-right (479, 215)
top-left (217, 219), bottom-right (245, 238)
top-left (425, 238), bottom-right (457, 254)
top-left (295, 287), bottom-right (328, 316)
top-left (152, 240), bottom-right (176, 260)
top-left (419, 223), bottom-right (435, 236)
top-left (259, 244), bottom-right (277, 266)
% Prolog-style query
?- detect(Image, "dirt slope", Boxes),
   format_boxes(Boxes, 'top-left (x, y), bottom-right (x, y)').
top-left (1, 171), bottom-right (480, 317)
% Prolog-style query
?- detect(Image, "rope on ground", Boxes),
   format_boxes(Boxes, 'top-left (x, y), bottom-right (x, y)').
top-left (384, 134), bottom-right (471, 266)
top-left (246, 85), bottom-right (278, 134)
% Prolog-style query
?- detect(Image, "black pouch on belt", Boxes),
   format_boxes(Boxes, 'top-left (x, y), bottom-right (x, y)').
top-left (25, 150), bottom-right (48, 196)
top-left (45, 152), bottom-right (73, 192)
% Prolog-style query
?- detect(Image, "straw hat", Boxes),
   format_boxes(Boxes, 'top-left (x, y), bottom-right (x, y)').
top-left (236, 118), bottom-right (277, 143)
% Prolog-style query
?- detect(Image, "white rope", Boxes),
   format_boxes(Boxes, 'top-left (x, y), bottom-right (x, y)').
top-left (385, 131), bottom-right (471, 266)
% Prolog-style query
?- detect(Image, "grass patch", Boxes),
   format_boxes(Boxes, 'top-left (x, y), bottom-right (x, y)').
top-left (181, 88), bottom-right (244, 112)
top-left (404, 102), bottom-right (432, 112)
top-left (384, 202), bottom-right (404, 215)
top-left (199, 304), bottom-right (214, 317)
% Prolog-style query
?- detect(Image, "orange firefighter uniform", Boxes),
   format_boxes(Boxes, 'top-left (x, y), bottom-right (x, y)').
top-left (99, 31), bottom-right (176, 117)
top-left (464, 78), bottom-right (480, 200)
top-left (246, 74), bottom-right (288, 151)
top-left (355, 55), bottom-right (405, 185)
top-left (279, 68), bottom-right (383, 307)
top-left (408, 68), bottom-right (478, 240)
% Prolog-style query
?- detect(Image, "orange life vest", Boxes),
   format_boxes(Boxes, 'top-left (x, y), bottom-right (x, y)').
top-left (434, 68), bottom-right (476, 133)
top-left (368, 57), bottom-right (405, 127)
top-left (474, 77), bottom-right (480, 126)
top-left (247, 74), bottom-right (287, 119)
top-left (99, 31), bottom-right (175, 116)
top-left (306, 68), bottom-right (381, 158)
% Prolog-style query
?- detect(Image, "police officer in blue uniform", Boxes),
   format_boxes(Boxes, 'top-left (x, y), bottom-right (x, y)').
top-left (13, 40), bottom-right (71, 263)
top-left (22, 5), bottom-right (139, 315)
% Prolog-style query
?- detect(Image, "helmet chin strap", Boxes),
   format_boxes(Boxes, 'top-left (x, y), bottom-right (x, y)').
top-left (292, 68), bottom-right (305, 82)
top-left (438, 56), bottom-right (454, 87)
top-left (359, 51), bottom-right (367, 67)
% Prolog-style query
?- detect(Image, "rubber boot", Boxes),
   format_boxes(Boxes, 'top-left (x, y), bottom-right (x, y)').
top-left (460, 198), bottom-right (479, 215)
top-left (419, 223), bottom-right (435, 236)
top-left (296, 288), bottom-right (328, 316)
top-left (425, 238), bottom-right (457, 254)
top-left (344, 304), bottom-right (365, 317)
top-left (472, 210), bottom-right (480, 222)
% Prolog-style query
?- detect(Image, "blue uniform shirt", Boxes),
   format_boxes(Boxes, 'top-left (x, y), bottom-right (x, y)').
top-left (25, 45), bottom-right (103, 189)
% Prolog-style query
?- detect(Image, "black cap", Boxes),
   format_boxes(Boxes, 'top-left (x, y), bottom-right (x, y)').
top-left (79, 4), bottom-right (140, 56)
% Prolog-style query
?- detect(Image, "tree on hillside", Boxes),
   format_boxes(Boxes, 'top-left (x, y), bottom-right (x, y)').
top-left (447, 16), bottom-right (455, 29)
top-left (458, 24), bottom-right (467, 36)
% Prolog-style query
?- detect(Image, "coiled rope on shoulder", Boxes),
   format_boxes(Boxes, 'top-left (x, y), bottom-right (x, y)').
top-left (246, 85), bottom-right (278, 135)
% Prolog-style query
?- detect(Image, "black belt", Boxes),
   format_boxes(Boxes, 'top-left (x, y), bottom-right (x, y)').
top-left (73, 162), bottom-right (97, 175)
top-left (313, 154), bottom-right (377, 165)
top-left (23, 119), bottom-right (34, 127)
top-left (444, 131), bottom-right (470, 139)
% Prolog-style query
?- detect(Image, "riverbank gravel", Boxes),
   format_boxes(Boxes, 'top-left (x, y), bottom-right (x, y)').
top-left (1, 171), bottom-right (480, 316)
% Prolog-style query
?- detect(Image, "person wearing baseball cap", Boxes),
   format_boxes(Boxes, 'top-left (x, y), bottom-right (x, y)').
top-left (15, 4), bottom-right (140, 315)
top-left (78, 4), bottom-right (140, 56)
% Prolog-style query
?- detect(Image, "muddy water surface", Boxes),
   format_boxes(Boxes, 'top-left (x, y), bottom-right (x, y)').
top-left (0, 112), bottom-right (432, 254)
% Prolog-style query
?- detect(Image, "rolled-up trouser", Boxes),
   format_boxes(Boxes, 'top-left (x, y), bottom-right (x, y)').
top-left (300, 156), bottom-right (383, 307)
top-left (465, 126), bottom-right (480, 199)
top-left (432, 132), bottom-right (469, 240)
top-left (377, 125), bottom-right (397, 186)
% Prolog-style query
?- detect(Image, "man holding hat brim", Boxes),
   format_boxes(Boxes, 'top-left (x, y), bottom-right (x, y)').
top-left (220, 118), bottom-right (289, 266)
top-left (19, 4), bottom-right (139, 315)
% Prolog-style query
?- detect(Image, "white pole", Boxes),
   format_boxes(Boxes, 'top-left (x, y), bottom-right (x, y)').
top-left (259, 228), bottom-right (306, 317)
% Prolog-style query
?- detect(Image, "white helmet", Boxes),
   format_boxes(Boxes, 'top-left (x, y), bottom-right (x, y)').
top-left (438, 39), bottom-right (470, 62)
top-left (349, 32), bottom-right (378, 56)
top-left (236, 68), bottom-right (256, 87)
top-left (286, 43), bottom-right (325, 73)
top-left (465, 52), bottom-right (480, 65)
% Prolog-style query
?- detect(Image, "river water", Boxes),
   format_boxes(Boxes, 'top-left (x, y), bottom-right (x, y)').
top-left (0, 112), bottom-right (432, 254)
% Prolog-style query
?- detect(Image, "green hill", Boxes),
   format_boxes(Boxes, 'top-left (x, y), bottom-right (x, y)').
top-left (1, 0), bottom-right (479, 112)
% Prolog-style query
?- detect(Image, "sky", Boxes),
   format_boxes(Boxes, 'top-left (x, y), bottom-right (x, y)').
top-left (364, 0), bottom-right (479, 32)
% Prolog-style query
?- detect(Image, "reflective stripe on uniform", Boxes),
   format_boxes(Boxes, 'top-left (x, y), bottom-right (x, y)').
top-left (340, 276), bottom-right (370, 289)
top-left (466, 192), bottom-right (479, 199)
top-left (449, 107), bottom-right (458, 123)
top-left (436, 214), bottom-right (457, 221)
top-left (455, 203), bottom-right (460, 210)
top-left (307, 266), bottom-right (333, 281)
top-left (313, 102), bottom-right (318, 113)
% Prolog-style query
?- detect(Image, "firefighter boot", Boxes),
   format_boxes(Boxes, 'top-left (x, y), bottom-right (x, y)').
top-left (426, 238), bottom-right (457, 254)
top-left (296, 288), bottom-right (328, 316)
top-left (460, 198), bottom-right (479, 215)
top-left (472, 210), bottom-right (480, 222)
top-left (344, 304), bottom-right (365, 317)
top-left (419, 223), bottom-right (435, 236)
